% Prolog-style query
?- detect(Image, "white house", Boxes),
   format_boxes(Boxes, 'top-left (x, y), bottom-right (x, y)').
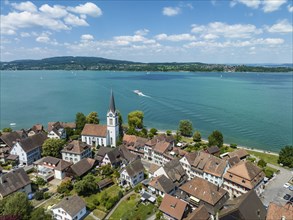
top-left (148, 175), bottom-right (176, 197)
top-left (61, 140), bottom-right (92, 164)
top-left (10, 133), bottom-right (47, 165)
top-left (52, 195), bottom-right (86, 220)
top-left (47, 122), bottom-right (67, 139)
top-left (144, 141), bottom-right (173, 166)
top-left (81, 90), bottom-right (119, 147)
top-left (120, 159), bottom-right (144, 188)
top-left (34, 156), bottom-right (72, 181)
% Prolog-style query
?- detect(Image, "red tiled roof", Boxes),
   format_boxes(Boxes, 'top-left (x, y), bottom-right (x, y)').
top-left (81, 124), bottom-right (107, 137)
top-left (159, 194), bottom-right (188, 220)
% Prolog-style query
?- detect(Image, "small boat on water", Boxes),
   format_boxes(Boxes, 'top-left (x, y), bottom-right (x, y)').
top-left (133, 90), bottom-right (143, 96)
top-left (10, 123), bottom-right (16, 126)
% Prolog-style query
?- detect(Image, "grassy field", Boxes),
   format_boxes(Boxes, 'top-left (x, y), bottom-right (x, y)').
top-left (247, 150), bottom-right (279, 166)
top-left (84, 215), bottom-right (96, 220)
top-left (109, 194), bottom-right (157, 220)
top-left (93, 209), bottom-right (107, 219)
top-left (38, 196), bottom-right (61, 210)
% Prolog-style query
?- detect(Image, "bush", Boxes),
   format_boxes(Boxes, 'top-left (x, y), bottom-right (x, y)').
top-left (264, 169), bottom-right (274, 179)
top-left (93, 198), bottom-right (100, 206)
top-left (230, 143), bottom-right (238, 149)
top-left (69, 135), bottom-right (80, 140)
top-left (87, 203), bottom-right (96, 211)
top-left (35, 177), bottom-right (47, 186)
top-left (247, 157), bottom-right (256, 163)
top-left (34, 191), bottom-right (44, 200)
top-left (43, 192), bottom-right (51, 200)
top-left (257, 159), bottom-right (267, 168)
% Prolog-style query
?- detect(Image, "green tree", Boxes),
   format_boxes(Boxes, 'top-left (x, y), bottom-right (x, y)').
top-left (75, 112), bottom-right (87, 134)
top-left (74, 174), bottom-right (98, 196)
top-left (86, 112), bottom-right (99, 124)
top-left (42, 139), bottom-right (65, 158)
top-left (155, 211), bottom-right (163, 220)
top-left (117, 110), bottom-right (124, 144)
top-left (208, 130), bottom-right (224, 147)
top-left (257, 159), bottom-right (267, 168)
top-left (230, 143), bottom-right (238, 149)
top-left (35, 177), bottom-right (46, 187)
top-left (2, 192), bottom-right (32, 220)
top-left (34, 191), bottom-right (44, 200)
top-left (178, 120), bottom-right (193, 137)
top-left (57, 180), bottom-right (73, 195)
top-left (2, 127), bottom-right (12, 132)
top-left (193, 131), bottom-right (201, 142)
top-left (166, 130), bottom-right (172, 136)
top-left (149, 128), bottom-right (158, 136)
top-left (175, 130), bottom-right (182, 142)
top-left (30, 207), bottom-right (52, 220)
top-left (65, 127), bottom-right (74, 139)
top-left (278, 145), bottom-right (293, 168)
top-left (128, 111), bottom-right (144, 129)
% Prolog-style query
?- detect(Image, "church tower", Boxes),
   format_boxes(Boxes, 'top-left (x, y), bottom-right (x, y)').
top-left (107, 90), bottom-right (119, 147)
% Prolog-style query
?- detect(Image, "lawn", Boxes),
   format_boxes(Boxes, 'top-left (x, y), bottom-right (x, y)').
top-left (93, 209), bottom-right (107, 219)
top-left (84, 215), bottom-right (96, 220)
top-left (109, 194), bottom-right (157, 220)
top-left (38, 196), bottom-right (61, 210)
top-left (247, 150), bottom-right (279, 166)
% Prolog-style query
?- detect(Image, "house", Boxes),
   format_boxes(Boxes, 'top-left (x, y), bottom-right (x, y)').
top-left (61, 140), bottom-right (92, 164)
top-left (82, 91), bottom-right (119, 147)
top-left (227, 156), bottom-right (241, 167)
top-left (179, 177), bottom-right (229, 215)
top-left (185, 205), bottom-right (210, 220)
top-left (206, 146), bottom-right (220, 156)
top-left (219, 190), bottom-right (267, 220)
top-left (123, 134), bottom-right (148, 157)
top-left (120, 159), bottom-right (144, 187)
top-left (148, 163), bottom-right (160, 178)
top-left (153, 159), bottom-right (188, 187)
top-left (144, 140), bottom-right (174, 165)
top-left (0, 168), bottom-right (32, 199)
top-left (266, 202), bottom-right (293, 220)
top-left (223, 161), bottom-right (265, 197)
top-left (101, 147), bottom-right (122, 167)
top-left (179, 151), bottom-right (228, 186)
top-left (10, 132), bottom-right (47, 165)
top-left (67, 158), bottom-right (96, 178)
top-left (35, 156), bottom-right (72, 181)
top-left (159, 194), bottom-right (189, 220)
top-left (148, 175), bottom-right (176, 197)
top-left (47, 121), bottom-right (67, 139)
top-left (0, 131), bottom-right (23, 163)
top-left (52, 195), bottom-right (86, 220)
top-left (27, 124), bottom-right (44, 136)
top-left (95, 146), bottom-right (113, 164)
top-left (227, 149), bottom-right (249, 160)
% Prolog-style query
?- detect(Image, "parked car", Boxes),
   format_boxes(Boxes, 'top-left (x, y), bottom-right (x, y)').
top-left (284, 183), bottom-right (291, 188)
top-left (283, 194), bottom-right (291, 200)
top-left (289, 185), bottom-right (293, 191)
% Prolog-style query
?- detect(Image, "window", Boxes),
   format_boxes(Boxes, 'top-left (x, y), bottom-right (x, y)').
top-left (109, 118), bottom-right (113, 125)
top-left (111, 138), bottom-right (113, 145)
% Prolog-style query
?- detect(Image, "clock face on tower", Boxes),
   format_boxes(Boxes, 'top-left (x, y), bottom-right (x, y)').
top-left (109, 113), bottom-right (113, 117)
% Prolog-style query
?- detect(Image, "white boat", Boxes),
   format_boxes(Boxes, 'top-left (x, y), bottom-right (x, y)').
top-left (10, 123), bottom-right (16, 126)
top-left (133, 90), bottom-right (143, 96)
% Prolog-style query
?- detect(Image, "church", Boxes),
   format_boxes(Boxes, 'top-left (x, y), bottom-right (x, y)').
top-left (81, 91), bottom-right (119, 147)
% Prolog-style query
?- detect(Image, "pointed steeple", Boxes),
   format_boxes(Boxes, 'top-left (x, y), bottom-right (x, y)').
top-left (109, 89), bottom-right (116, 113)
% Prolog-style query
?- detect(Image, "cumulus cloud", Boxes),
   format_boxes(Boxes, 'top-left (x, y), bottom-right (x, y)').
top-left (135, 29), bottom-right (149, 36)
top-left (287, 4), bottom-right (293, 12)
top-left (155, 33), bottom-right (196, 41)
top-left (67, 2), bottom-right (102, 17)
top-left (36, 35), bottom-right (50, 43)
top-left (81, 34), bottom-right (94, 41)
top-left (230, 0), bottom-right (287, 12)
top-left (266, 19), bottom-right (293, 33)
top-left (64, 14), bottom-right (88, 26)
top-left (162, 7), bottom-right (181, 16)
top-left (39, 4), bottom-right (68, 18)
top-left (230, 0), bottom-right (261, 9)
top-left (11, 1), bottom-right (37, 12)
top-left (20, 32), bottom-right (30, 37)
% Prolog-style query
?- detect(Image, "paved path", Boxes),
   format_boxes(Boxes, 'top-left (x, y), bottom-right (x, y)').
top-left (104, 190), bottom-right (135, 220)
top-left (89, 212), bottom-right (100, 220)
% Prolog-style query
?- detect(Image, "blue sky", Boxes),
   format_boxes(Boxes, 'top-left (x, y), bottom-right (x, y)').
top-left (1, 0), bottom-right (292, 63)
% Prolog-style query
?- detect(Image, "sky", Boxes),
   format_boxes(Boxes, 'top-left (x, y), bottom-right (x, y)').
top-left (1, 0), bottom-right (292, 63)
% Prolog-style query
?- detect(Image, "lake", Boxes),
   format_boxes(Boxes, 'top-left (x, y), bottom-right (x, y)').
top-left (0, 70), bottom-right (292, 152)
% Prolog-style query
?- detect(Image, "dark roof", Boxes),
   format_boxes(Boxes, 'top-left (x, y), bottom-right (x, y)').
top-left (35, 156), bottom-right (72, 171)
top-left (219, 190), bottom-right (267, 220)
top-left (97, 178), bottom-right (114, 189)
top-left (163, 159), bottom-right (187, 186)
top-left (62, 140), bottom-right (91, 154)
top-left (0, 131), bottom-right (22, 148)
top-left (227, 156), bottom-right (241, 167)
top-left (119, 145), bottom-right (138, 163)
top-left (53, 195), bottom-right (86, 217)
top-left (70, 158), bottom-right (96, 177)
top-left (186, 205), bottom-right (210, 220)
top-left (149, 175), bottom-right (176, 194)
top-left (228, 149), bottom-right (249, 159)
top-left (207, 146), bottom-right (220, 154)
top-left (17, 132), bottom-right (47, 152)
top-left (125, 159), bottom-right (144, 177)
top-left (109, 90), bottom-right (116, 113)
top-left (6, 154), bottom-right (19, 160)
top-left (106, 148), bottom-right (121, 164)
top-left (0, 168), bottom-right (31, 197)
top-left (95, 146), bottom-right (113, 162)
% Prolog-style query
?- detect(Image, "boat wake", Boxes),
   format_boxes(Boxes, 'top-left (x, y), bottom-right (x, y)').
top-left (133, 90), bottom-right (150, 98)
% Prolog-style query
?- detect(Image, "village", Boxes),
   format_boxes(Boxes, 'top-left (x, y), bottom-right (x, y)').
top-left (0, 92), bottom-right (292, 220)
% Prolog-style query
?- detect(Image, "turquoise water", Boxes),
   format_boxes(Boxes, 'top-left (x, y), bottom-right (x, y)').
top-left (1, 70), bottom-right (292, 152)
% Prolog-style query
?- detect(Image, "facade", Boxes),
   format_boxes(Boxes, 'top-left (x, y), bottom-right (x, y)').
top-left (159, 194), bottom-right (189, 220)
top-left (179, 151), bottom-right (228, 186)
top-left (47, 122), bottom-right (67, 139)
top-left (120, 159), bottom-right (144, 187)
top-left (148, 175), bottom-right (176, 197)
top-left (144, 141), bottom-right (174, 165)
top-left (0, 168), bottom-right (32, 199)
top-left (223, 161), bottom-right (265, 198)
top-left (179, 177), bottom-right (229, 215)
top-left (10, 133), bottom-right (47, 165)
top-left (52, 195), bottom-right (86, 220)
top-left (81, 91), bottom-right (119, 147)
top-left (61, 140), bottom-right (92, 164)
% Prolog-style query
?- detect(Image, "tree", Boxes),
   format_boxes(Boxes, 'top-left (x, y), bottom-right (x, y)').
top-left (30, 207), bottom-right (51, 220)
top-left (74, 174), bottom-right (98, 196)
top-left (178, 120), bottom-right (193, 137)
top-left (2, 127), bottom-right (12, 132)
top-left (117, 110), bottom-right (124, 145)
top-left (257, 159), bottom-right (267, 168)
top-left (175, 130), bottom-right (182, 142)
top-left (193, 131), bottom-right (201, 142)
top-left (230, 143), bottom-right (238, 149)
top-left (128, 111), bottom-right (144, 129)
top-left (75, 112), bottom-right (86, 134)
top-left (35, 177), bottom-right (46, 187)
top-left (208, 130), bottom-right (224, 147)
top-left (278, 145), bottom-right (293, 168)
top-left (57, 180), bottom-right (73, 195)
top-left (166, 130), bottom-right (172, 136)
top-left (2, 192), bottom-right (32, 220)
top-left (86, 112), bottom-right (99, 124)
top-left (34, 191), bottom-right (44, 200)
top-left (42, 138), bottom-right (65, 158)
top-left (155, 211), bottom-right (163, 220)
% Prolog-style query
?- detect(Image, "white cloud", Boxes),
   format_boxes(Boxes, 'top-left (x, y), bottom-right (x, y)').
top-left (114, 35), bottom-right (147, 43)
top-left (36, 35), bottom-right (50, 43)
top-left (230, 0), bottom-right (261, 9)
top-left (266, 19), bottom-right (293, 33)
top-left (39, 4), bottom-right (68, 18)
top-left (262, 0), bottom-right (287, 12)
top-left (202, 33), bottom-right (219, 40)
top-left (20, 32), bottom-right (30, 37)
top-left (288, 5), bottom-right (293, 12)
top-left (81, 34), bottom-right (94, 41)
top-left (191, 22), bottom-right (262, 38)
top-left (67, 2), bottom-right (102, 17)
top-left (64, 14), bottom-right (88, 26)
top-left (162, 7), bottom-right (181, 16)
top-left (135, 29), bottom-right (149, 36)
top-left (11, 1), bottom-right (37, 12)
top-left (155, 33), bottom-right (196, 41)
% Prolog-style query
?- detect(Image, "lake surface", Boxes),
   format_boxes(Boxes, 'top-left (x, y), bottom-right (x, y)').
top-left (1, 70), bottom-right (292, 152)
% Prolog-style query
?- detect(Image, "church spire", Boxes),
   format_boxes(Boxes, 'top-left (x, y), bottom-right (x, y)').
top-left (109, 89), bottom-right (116, 113)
